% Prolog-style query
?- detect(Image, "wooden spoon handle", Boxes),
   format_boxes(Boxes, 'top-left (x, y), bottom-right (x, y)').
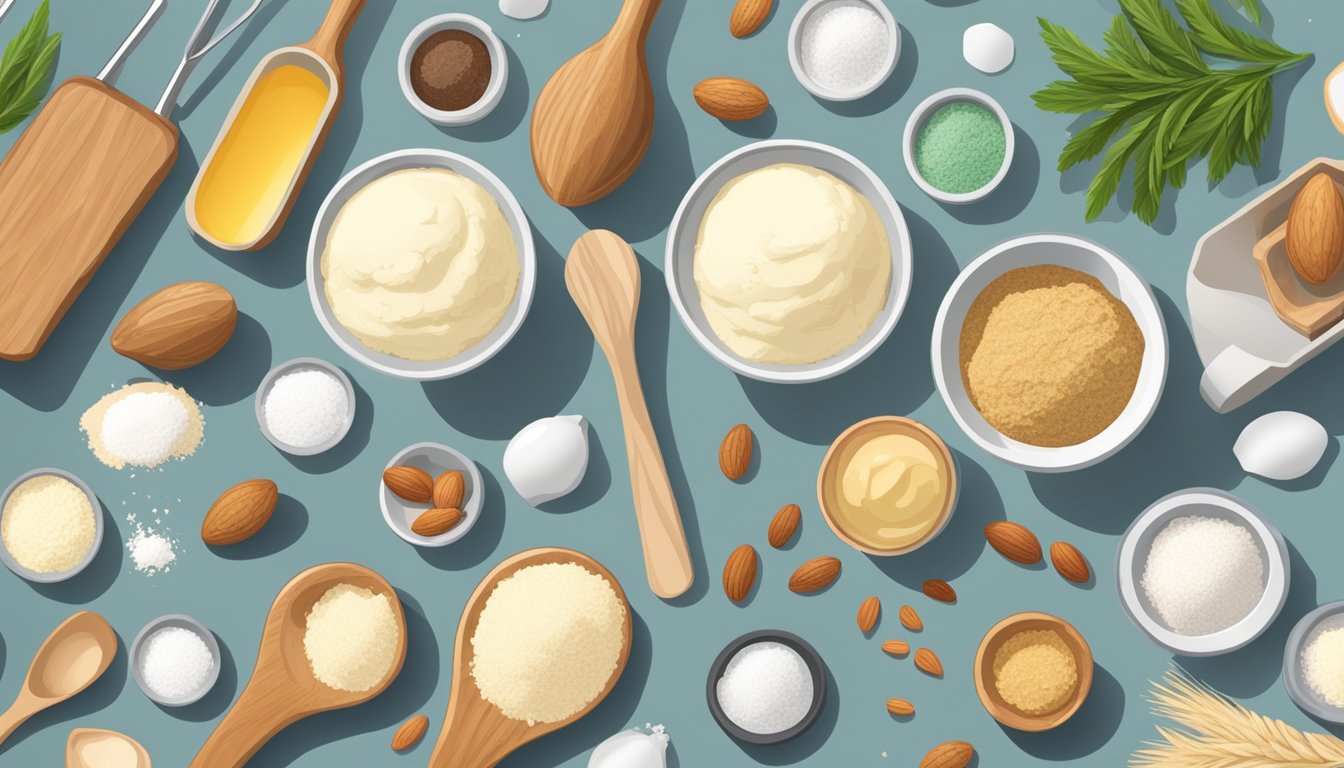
top-left (611, 0), bottom-right (663, 44)
top-left (190, 682), bottom-right (296, 768)
top-left (301, 0), bottom-right (365, 73)
top-left (0, 698), bottom-right (35, 748)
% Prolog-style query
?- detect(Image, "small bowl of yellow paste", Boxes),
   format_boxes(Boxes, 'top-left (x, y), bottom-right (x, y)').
top-left (974, 612), bottom-right (1093, 731)
top-left (817, 416), bottom-right (957, 556)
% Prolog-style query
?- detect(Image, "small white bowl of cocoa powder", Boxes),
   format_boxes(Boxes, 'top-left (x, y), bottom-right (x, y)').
top-left (398, 14), bottom-right (508, 127)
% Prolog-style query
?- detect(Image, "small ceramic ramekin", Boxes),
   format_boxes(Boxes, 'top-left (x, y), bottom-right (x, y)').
top-left (130, 614), bottom-right (222, 707)
top-left (380, 442), bottom-right (484, 548)
top-left (254, 357), bottom-right (357, 456)
top-left (0, 468), bottom-right (103, 584)
top-left (398, 14), bottom-right (508, 126)
top-left (1284, 601), bottom-right (1344, 723)
top-left (903, 87), bottom-right (1014, 204)
top-left (787, 0), bottom-right (900, 101)
top-left (707, 630), bottom-right (827, 745)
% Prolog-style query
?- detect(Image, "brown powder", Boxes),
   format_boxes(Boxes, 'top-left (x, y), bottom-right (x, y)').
top-left (992, 629), bottom-right (1078, 715)
top-left (410, 29), bottom-right (491, 112)
top-left (959, 265), bottom-right (1144, 447)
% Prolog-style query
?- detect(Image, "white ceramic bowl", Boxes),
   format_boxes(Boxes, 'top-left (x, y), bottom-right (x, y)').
top-left (129, 614), bottom-right (221, 707)
top-left (1285, 601), bottom-right (1344, 723)
top-left (307, 149), bottom-right (536, 380)
top-left (397, 14), bottom-right (507, 126)
top-left (931, 233), bottom-right (1168, 472)
top-left (380, 442), bottom-right (484, 548)
top-left (903, 87), bottom-right (1014, 204)
top-left (666, 140), bottom-right (913, 384)
top-left (0, 468), bottom-right (102, 583)
top-left (254, 357), bottom-right (356, 456)
top-left (787, 0), bottom-right (900, 101)
top-left (1117, 489), bottom-right (1289, 657)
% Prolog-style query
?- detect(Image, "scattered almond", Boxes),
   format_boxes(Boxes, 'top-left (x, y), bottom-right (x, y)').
top-left (722, 544), bottom-right (758, 602)
top-left (719, 423), bottom-right (753, 480)
top-left (914, 647), bottom-right (943, 677)
top-left (881, 640), bottom-right (910, 656)
top-left (767, 503), bottom-right (801, 548)
top-left (923, 579), bottom-right (956, 603)
top-left (391, 714), bottom-right (429, 751)
top-left (432, 470), bottom-right (465, 510)
top-left (729, 0), bottom-right (772, 37)
top-left (693, 77), bottom-right (769, 121)
top-left (857, 596), bottom-right (880, 633)
top-left (384, 466), bottom-right (434, 504)
top-left (1050, 541), bottom-right (1091, 583)
top-left (110, 281), bottom-right (237, 370)
top-left (1286, 172), bottom-right (1344, 284)
top-left (411, 508), bottom-right (463, 538)
top-left (788, 556), bottom-right (841, 593)
top-left (886, 698), bottom-right (915, 716)
top-left (899, 604), bottom-right (923, 632)
top-left (985, 521), bottom-right (1043, 565)
top-left (201, 479), bottom-right (278, 546)
top-left (920, 741), bottom-right (974, 768)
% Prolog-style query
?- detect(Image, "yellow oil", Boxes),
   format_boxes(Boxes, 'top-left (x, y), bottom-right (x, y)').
top-left (193, 64), bottom-right (329, 246)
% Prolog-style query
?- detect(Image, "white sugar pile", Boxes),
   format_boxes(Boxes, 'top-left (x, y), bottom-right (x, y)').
top-left (716, 641), bottom-right (814, 735)
top-left (81, 383), bottom-right (204, 469)
top-left (263, 368), bottom-right (350, 449)
top-left (1141, 515), bottom-right (1264, 635)
top-left (799, 4), bottom-right (891, 94)
top-left (127, 523), bottom-right (177, 575)
top-left (140, 626), bottom-right (214, 700)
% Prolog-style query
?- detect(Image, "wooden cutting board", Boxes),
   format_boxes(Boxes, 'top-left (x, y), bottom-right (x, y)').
top-left (0, 76), bottom-right (178, 361)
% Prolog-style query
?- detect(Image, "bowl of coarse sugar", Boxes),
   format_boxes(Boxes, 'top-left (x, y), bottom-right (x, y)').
top-left (932, 233), bottom-right (1168, 472)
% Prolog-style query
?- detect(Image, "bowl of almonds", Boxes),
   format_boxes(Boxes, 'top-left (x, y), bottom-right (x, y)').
top-left (380, 442), bottom-right (483, 547)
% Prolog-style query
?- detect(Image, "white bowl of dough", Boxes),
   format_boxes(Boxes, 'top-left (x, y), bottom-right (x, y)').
top-left (666, 140), bottom-right (913, 384)
top-left (307, 149), bottom-right (536, 380)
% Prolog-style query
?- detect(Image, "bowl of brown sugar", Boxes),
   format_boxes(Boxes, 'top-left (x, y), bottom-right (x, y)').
top-left (974, 612), bottom-right (1094, 731)
top-left (399, 14), bottom-right (507, 127)
top-left (932, 234), bottom-right (1168, 472)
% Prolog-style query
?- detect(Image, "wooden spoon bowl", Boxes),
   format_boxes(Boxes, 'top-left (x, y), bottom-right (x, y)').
top-left (66, 728), bottom-right (151, 768)
top-left (974, 611), bottom-right (1093, 732)
top-left (428, 547), bottom-right (632, 768)
top-left (0, 611), bottom-right (117, 749)
top-left (191, 562), bottom-right (406, 767)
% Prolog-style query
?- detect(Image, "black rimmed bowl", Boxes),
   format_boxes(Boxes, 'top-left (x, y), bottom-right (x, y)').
top-left (1285, 600), bottom-right (1344, 723)
top-left (706, 629), bottom-right (826, 745)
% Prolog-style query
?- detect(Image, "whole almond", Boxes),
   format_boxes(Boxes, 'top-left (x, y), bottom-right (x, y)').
top-left (723, 544), bottom-right (758, 602)
top-left (886, 698), bottom-right (915, 716)
top-left (1286, 172), bottom-right (1344, 284)
top-left (920, 741), bottom-right (975, 768)
top-left (110, 281), bottom-right (237, 370)
top-left (857, 596), bottom-right (880, 633)
top-left (985, 521), bottom-right (1043, 565)
top-left (729, 0), bottom-right (773, 37)
top-left (923, 579), bottom-right (956, 603)
top-left (384, 466), bottom-right (434, 504)
top-left (693, 78), bottom-right (769, 121)
top-left (201, 479), bottom-right (278, 546)
top-left (881, 640), bottom-right (910, 656)
top-left (767, 503), bottom-right (801, 548)
top-left (788, 556), bottom-right (841, 593)
top-left (392, 714), bottom-right (429, 751)
top-left (914, 647), bottom-right (943, 677)
top-left (1050, 541), bottom-right (1091, 583)
top-left (899, 605), bottom-right (923, 632)
top-left (432, 470), bottom-right (465, 509)
top-left (411, 508), bottom-right (464, 538)
top-left (719, 423), bottom-right (753, 480)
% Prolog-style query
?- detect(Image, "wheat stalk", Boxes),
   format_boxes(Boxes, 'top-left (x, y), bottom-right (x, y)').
top-left (1130, 670), bottom-right (1344, 767)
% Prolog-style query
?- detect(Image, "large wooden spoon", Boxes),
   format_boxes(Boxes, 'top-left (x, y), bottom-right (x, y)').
top-left (0, 612), bottom-right (117, 749)
top-left (428, 548), bottom-right (631, 767)
top-left (190, 562), bottom-right (406, 767)
top-left (566, 230), bottom-right (693, 598)
top-left (530, 0), bottom-right (662, 206)
top-left (67, 728), bottom-right (151, 768)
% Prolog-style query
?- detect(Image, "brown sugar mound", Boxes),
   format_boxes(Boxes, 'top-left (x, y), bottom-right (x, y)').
top-left (959, 265), bottom-right (1144, 447)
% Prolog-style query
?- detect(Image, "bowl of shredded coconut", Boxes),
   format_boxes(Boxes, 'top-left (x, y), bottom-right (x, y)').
top-left (0, 468), bottom-right (102, 583)
top-left (1285, 601), bottom-right (1344, 723)
top-left (1117, 488), bottom-right (1289, 656)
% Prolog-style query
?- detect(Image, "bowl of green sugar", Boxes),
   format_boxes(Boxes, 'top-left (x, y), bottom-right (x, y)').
top-left (903, 87), bottom-right (1013, 204)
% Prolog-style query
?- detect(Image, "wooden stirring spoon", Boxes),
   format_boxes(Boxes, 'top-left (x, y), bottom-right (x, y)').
top-left (531, 0), bottom-right (663, 206)
top-left (67, 728), bottom-right (151, 768)
top-left (428, 547), bottom-right (632, 768)
top-left (190, 562), bottom-right (406, 768)
top-left (566, 230), bottom-right (694, 598)
top-left (0, 612), bottom-right (117, 749)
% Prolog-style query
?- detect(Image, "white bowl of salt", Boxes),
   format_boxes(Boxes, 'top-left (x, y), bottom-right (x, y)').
top-left (255, 357), bottom-right (356, 456)
top-left (788, 0), bottom-right (900, 102)
top-left (130, 614), bottom-right (220, 707)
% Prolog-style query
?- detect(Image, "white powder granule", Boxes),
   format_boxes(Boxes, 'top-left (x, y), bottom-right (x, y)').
top-left (716, 641), bottom-right (815, 735)
top-left (471, 562), bottom-right (627, 725)
top-left (1141, 515), bottom-right (1264, 636)
top-left (140, 626), bottom-right (214, 700)
top-left (1, 474), bottom-right (96, 574)
top-left (303, 584), bottom-right (400, 693)
top-left (1303, 625), bottom-right (1344, 707)
top-left (81, 382), bottom-right (204, 469)
top-left (800, 4), bottom-right (891, 93)
top-left (263, 368), bottom-right (349, 449)
top-left (127, 525), bottom-right (177, 575)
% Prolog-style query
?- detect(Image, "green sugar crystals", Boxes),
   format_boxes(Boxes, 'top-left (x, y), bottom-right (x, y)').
top-left (914, 102), bottom-right (1006, 195)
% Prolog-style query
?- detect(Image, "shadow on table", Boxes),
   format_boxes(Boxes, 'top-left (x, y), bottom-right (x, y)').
top-left (0, 630), bottom-right (127, 755)
top-left (736, 665), bottom-right (839, 764)
top-left (160, 312), bottom-right (273, 407)
top-left (739, 207), bottom-right (959, 445)
top-left (164, 633), bottom-right (237, 723)
top-left (209, 493), bottom-right (308, 560)
top-left (280, 376), bottom-right (373, 474)
top-left (417, 468), bottom-right (506, 572)
top-left (29, 503), bottom-right (121, 605)
top-left (539, 427), bottom-right (613, 514)
top-left (1004, 663), bottom-right (1126, 759)
top-left (1029, 289), bottom-right (1244, 534)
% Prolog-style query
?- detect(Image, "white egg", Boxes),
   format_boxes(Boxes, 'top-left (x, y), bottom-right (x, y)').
top-left (588, 728), bottom-right (668, 768)
top-left (963, 22), bottom-right (1014, 74)
top-left (1234, 411), bottom-right (1329, 481)
top-left (503, 415), bottom-right (590, 505)
top-left (500, 0), bottom-right (548, 20)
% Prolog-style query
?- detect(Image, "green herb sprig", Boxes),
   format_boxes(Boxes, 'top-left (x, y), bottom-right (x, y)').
top-left (1034, 0), bottom-right (1308, 225)
top-left (1229, 0), bottom-right (1262, 25)
top-left (0, 0), bottom-right (60, 134)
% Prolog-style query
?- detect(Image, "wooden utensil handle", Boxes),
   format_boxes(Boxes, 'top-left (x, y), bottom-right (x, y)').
top-left (302, 0), bottom-right (365, 70)
top-left (190, 683), bottom-right (295, 768)
top-left (0, 700), bottom-right (34, 748)
top-left (612, 0), bottom-right (663, 43)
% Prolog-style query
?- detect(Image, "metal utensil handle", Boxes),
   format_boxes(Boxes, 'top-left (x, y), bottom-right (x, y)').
top-left (155, 0), bottom-right (264, 117)
top-left (96, 0), bottom-right (166, 86)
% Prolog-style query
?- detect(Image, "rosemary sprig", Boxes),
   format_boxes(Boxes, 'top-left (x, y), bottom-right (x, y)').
top-left (1034, 0), bottom-right (1308, 225)
top-left (0, 0), bottom-right (60, 134)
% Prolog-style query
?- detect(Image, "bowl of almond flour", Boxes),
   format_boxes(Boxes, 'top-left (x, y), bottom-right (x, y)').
top-left (0, 468), bottom-right (103, 583)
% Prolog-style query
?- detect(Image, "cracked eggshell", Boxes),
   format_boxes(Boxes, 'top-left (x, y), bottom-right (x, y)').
top-left (1234, 411), bottom-right (1329, 481)
top-left (503, 415), bottom-right (590, 505)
